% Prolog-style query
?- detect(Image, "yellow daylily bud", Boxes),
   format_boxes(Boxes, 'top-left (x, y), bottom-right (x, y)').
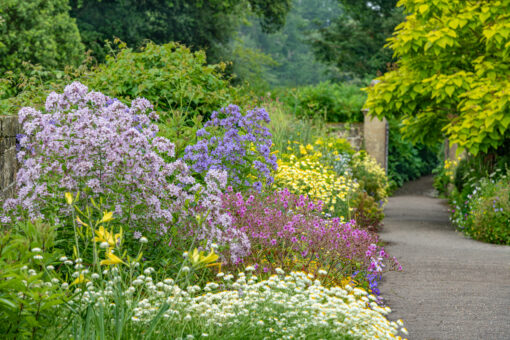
top-left (99, 211), bottom-right (114, 224)
top-left (70, 274), bottom-right (88, 286)
top-left (65, 192), bottom-right (74, 205)
top-left (76, 216), bottom-right (89, 227)
top-left (100, 252), bottom-right (125, 266)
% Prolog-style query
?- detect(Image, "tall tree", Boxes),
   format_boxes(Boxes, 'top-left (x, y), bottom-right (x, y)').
top-left (69, 0), bottom-right (291, 62)
top-left (309, 0), bottom-right (403, 79)
top-left (365, 0), bottom-right (510, 156)
top-left (0, 0), bottom-right (84, 75)
top-left (233, 0), bottom-right (342, 87)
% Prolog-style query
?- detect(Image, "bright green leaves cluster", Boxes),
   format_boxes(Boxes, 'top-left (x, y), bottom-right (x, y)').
top-left (364, 0), bottom-right (510, 155)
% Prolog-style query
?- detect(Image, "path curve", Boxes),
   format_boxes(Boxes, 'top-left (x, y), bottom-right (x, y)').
top-left (380, 176), bottom-right (510, 340)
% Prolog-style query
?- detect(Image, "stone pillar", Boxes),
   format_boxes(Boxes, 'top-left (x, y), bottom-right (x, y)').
top-left (0, 116), bottom-right (20, 202)
top-left (363, 110), bottom-right (388, 173)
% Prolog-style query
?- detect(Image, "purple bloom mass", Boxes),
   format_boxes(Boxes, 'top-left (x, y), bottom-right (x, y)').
top-left (183, 105), bottom-right (277, 191)
top-left (2, 82), bottom-right (233, 246)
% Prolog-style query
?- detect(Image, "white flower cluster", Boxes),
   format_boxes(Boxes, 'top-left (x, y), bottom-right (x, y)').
top-left (70, 270), bottom-right (407, 339)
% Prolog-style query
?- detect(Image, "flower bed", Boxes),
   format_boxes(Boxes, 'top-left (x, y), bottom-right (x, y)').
top-left (0, 83), bottom-right (405, 339)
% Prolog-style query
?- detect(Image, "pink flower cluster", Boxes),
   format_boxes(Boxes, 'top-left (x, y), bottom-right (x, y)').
top-left (2, 82), bottom-right (231, 243)
top-left (221, 188), bottom-right (400, 278)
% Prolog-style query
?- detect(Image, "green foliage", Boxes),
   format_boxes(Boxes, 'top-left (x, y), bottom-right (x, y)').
top-left (388, 119), bottom-right (439, 189)
top-left (264, 98), bottom-right (327, 153)
top-left (310, 0), bottom-right (403, 79)
top-left (277, 81), bottom-right (366, 123)
top-left (451, 172), bottom-right (510, 245)
top-left (70, 0), bottom-right (291, 62)
top-left (87, 42), bottom-right (244, 121)
top-left (0, 221), bottom-right (65, 339)
top-left (0, 0), bottom-right (84, 76)
top-left (350, 151), bottom-right (389, 203)
top-left (351, 192), bottom-right (384, 232)
top-left (365, 0), bottom-right (510, 156)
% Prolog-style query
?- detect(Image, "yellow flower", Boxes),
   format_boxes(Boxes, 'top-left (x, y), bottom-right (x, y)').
top-left (99, 211), bottom-right (114, 224)
top-left (100, 251), bottom-right (126, 266)
top-left (65, 192), bottom-right (74, 205)
top-left (70, 274), bottom-right (89, 286)
top-left (76, 216), bottom-right (89, 227)
top-left (94, 226), bottom-right (122, 248)
top-left (189, 248), bottom-right (220, 269)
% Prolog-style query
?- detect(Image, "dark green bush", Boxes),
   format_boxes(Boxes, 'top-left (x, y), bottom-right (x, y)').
top-left (388, 119), bottom-right (440, 190)
top-left (277, 81), bottom-right (366, 123)
top-left (451, 172), bottom-right (510, 245)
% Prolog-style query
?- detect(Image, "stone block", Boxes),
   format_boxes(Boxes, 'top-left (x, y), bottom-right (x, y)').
top-left (363, 113), bottom-right (388, 172)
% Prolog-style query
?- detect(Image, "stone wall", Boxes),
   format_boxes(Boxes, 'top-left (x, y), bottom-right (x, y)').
top-left (0, 116), bottom-right (20, 201)
top-left (327, 123), bottom-right (364, 151)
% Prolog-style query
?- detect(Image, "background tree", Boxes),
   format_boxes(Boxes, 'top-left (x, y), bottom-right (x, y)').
top-left (309, 0), bottom-right (403, 79)
top-left (233, 0), bottom-right (342, 88)
top-left (69, 0), bottom-right (291, 62)
top-left (0, 0), bottom-right (84, 75)
top-left (365, 0), bottom-right (510, 157)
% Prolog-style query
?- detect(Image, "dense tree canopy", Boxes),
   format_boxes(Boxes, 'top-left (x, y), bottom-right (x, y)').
top-left (69, 0), bottom-right (291, 62)
top-left (0, 0), bottom-right (84, 75)
top-left (309, 0), bottom-right (403, 79)
top-left (365, 0), bottom-right (510, 156)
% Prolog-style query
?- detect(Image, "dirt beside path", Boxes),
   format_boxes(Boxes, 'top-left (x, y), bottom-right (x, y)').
top-left (380, 176), bottom-right (510, 340)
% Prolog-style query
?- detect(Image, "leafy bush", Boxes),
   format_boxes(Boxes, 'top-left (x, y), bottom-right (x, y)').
top-left (351, 192), bottom-right (385, 232)
top-left (86, 41), bottom-right (245, 122)
top-left (183, 104), bottom-right (277, 191)
top-left (350, 151), bottom-right (389, 204)
top-left (278, 81), bottom-right (366, 123)
top-left (451, 172), bottom-right (510, 245)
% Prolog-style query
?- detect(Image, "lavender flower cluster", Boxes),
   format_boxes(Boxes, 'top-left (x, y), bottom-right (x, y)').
top-left (183, 105), bottom-right (277, 191)
top-left (1, 82), bottom-right (235, 246)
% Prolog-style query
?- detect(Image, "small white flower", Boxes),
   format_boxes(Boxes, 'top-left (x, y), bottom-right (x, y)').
top-left (33, 255), bottom-right (43, 260)
top-left (46, 265), bottom-right (55, 270)
top-left (51, 278), bottom-right (60, 284)
top-left (31, 247), bottom-right (42, 253)
top-left (210, 243), bottom-right (218, 249)
top-left (75, 258), bottom-right (83, 264)
top-left (59, 256), bottom-right (68, 262)
top-left (183, 252), bottom-right (189, 258)
top-left (28, 269), bottom-right (37, 276)
top-left (139, 237), bottom-right (148, 244)
top-left (201, 334), bottom-right (209, 337)
top-left (61, 283), bottom-right (69, 290)
top-left (217, 272), bottom-right (225, 278)
top-left (64, 260), bottom-right (73, 266)
top-left (181, 266), bottom-right (190, 273)
top-left (186, 335), bottom-right (194, 340)
top-left (401, 327), bottom-right (408, 335)
top-left (91, 273), bottom-right (100, 280)
top-left (245, 266), bottom-right (255, 272)
top-left (275, 268), bottom-right (284, 275)
top-left (318, 269), bottom-right (327, 275)
top-left (100, 242), bottom-right (110, 249)
top-left (184, 314), bottom-right (192, 322)
top-left (21, 265), bottom-right (28, 271)
top-left (257, 320), bottom-right (264, 326)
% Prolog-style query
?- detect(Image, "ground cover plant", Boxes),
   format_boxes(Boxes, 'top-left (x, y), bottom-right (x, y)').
top-left (0, 82), bottom-right (406, 338)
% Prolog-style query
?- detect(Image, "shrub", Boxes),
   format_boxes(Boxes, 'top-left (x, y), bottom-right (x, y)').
top-left (86, 41), bottom-right (245, 122)
top-left (351, 192), bottom-right (385, 232)
top-left (1, 83), bottom-right (232, 257)
top-left (183, 104), bottom-right (277, 192)
top-left (451, 173), bottom-right (510, 245)
top-left (350, 151), bottom-right (389, 204)
top-left (277, 82), bottom-right (366, 123)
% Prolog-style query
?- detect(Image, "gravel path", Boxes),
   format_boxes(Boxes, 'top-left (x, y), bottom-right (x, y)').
top-left (379, 176), bottom-right (510, 340)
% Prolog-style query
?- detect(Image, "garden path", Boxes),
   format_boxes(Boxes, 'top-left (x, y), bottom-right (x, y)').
top-left (379, 176), bottom-right (510, 340)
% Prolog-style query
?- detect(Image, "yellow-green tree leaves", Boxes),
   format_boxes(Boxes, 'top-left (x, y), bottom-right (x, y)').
top-left (364, 0), bottom-right (510, 155)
